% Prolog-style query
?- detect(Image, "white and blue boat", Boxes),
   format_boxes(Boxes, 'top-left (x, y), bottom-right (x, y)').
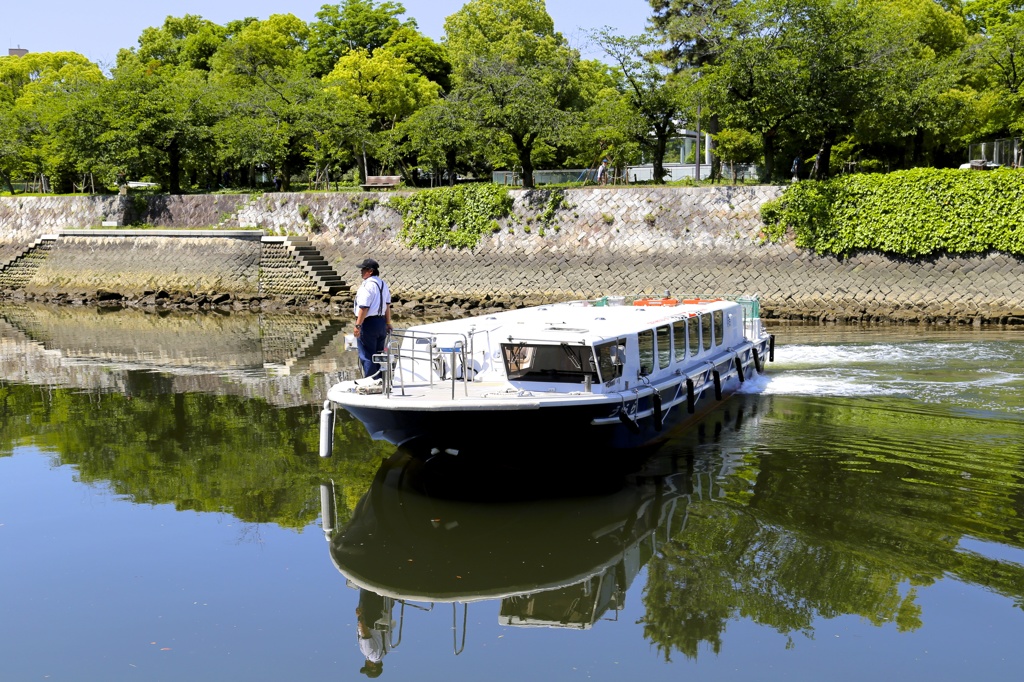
top-left (323, 294), bottom-right (774, 453)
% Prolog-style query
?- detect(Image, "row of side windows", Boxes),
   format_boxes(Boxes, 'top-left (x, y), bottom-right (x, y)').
top-left (638, 310), bottom-right (724, 375)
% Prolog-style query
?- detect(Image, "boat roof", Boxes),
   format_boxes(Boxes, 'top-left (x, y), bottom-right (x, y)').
top-left (404, 298), bottom-right (742, 346)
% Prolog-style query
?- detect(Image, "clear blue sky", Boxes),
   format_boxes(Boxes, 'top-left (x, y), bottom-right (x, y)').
top-left (6, 0), bottom-right (655, 68)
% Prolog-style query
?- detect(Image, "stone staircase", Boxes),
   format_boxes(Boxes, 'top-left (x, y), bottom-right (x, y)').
top-left (261, 317), bottom-right (349, 375)
top-left (0, 234), bottom-right (59, 288)
top-left (260, 236), bottom-right (346, 297)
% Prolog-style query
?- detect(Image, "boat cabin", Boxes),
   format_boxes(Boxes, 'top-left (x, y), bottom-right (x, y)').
top-left (498, 307), bottom-right (731, 392)
top-left (391, 298), bottom-right (749, 396)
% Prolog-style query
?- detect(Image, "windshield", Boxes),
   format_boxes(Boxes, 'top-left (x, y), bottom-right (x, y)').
top-left (502, 343), bottom-right (598, 383)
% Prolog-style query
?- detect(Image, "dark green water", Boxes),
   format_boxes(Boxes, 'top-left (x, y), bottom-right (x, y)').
top-left (1, 305), bottom-right (1023, 681)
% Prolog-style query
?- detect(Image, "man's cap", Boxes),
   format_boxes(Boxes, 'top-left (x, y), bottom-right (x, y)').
top-left (356, 258), bottom-right (379, 270)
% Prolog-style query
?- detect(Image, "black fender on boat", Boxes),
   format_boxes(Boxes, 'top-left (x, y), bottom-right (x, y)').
top-left (712, 370), bottom-right (722, 400)
top-left (735, 355), bottom-right (745, 383)
top-left (618, 410), bottom-right (641, 434)
top-left (753, 347), bottom-right (763, 373)
top-left (769, 334), bottom-right (775, 362)
top-left (652, 392), bottom-right (663, 431)
top-left (686, 378), bottom-right (695, 413)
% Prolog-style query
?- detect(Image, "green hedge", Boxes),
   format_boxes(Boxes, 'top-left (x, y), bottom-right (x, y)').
top-left (761, 168), bottom-right (1024, 257)
top-left (391, 184), bottom-right (513, 249)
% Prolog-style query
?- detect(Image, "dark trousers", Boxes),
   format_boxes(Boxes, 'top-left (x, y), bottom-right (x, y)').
top-left (358, 316), bottom-right (388, 377)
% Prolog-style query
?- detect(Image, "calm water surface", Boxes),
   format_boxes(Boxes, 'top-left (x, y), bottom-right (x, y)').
top-left (1, 305), bottom-right (1023, 681)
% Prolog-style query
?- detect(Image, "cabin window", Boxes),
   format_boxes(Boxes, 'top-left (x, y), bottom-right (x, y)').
top-left (656, 325), bottom-right (671, 370)
top-left (713, 310), bottom-right (724, 346)
top-left (688, 317), bottom-right (700, 357)
top-left (673, 319), bottom-right (687, 362)
top-left (638, 329), bottom-right (654, 376)
top-left (502, 343), bottom-right (598, 384)
top-left (595, 339), bottom-right (626, 383)
top-left (701, 313), bottom-right (712, 351)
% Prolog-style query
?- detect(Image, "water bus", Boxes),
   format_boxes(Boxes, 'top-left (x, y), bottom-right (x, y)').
top-left (321, 295), bottom-right (774, 454)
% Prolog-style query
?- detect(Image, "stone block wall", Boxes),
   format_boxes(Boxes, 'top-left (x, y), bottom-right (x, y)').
top-left (2, 186), bottom-right (1023, 322)
top-left (25, 233), bottom-right (261, 296)
top-left (0, 194), bottom-right (123, 238)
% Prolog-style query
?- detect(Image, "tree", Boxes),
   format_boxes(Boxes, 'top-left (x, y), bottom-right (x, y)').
top-left (973, 11), bottom-right (1024, 134)
top-left (712, 128), bottom-right (761, 182)
top-left (0, 52), bottom-right (105, 193)
top-left (308, 0), bottom-right (417, 76)
top-left (382, 26), bottom-right (452, 92)
top-left (136, 14), bottom-right (228, 71)
top-left (650, 0), bottom-right (798, 180)
top-left (212, 14), bottom-right (316, 189)
top-left (99, 16), bottom-right (231, 194)
top-left (402, 95), bottom-right (480, 184)
top-left (650, 0), bottom-right (737, 69)
top-left (323, 47), bottom-right (440, 180)
top-left (790, 0), bottom-right (914, 178)
top-left (103, 50), bottom-right (218, 193)
top-left (701, 0), bottom-right (803, 181)
top-left (593, 30), bottom-right (690, 184)
top-left (444, 0), bottom-right (587, 188)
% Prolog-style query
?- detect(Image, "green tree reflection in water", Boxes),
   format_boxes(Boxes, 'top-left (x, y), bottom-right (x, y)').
top-left (642, 395), bottom-right (1024, 660)
top-left (3, 383), bottom-right (1023, 658)
top-left (0, 378), bottom-right (390, 527)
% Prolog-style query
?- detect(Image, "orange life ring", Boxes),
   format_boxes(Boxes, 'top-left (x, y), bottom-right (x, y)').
top-left (633, 298), bottom-right (679, 306)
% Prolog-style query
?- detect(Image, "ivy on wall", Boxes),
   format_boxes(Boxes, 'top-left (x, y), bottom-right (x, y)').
top-left (391, 184), bottom-right (513, 249)
top-left (761, 168), bottom-right (1024, 258)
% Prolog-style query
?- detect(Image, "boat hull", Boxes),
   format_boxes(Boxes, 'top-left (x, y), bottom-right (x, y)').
top-left (338, 362), bottom-right (753, 452)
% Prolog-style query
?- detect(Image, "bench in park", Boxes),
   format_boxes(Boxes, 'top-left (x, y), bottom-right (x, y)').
top-left (361, 175), bottom-right (402, 190)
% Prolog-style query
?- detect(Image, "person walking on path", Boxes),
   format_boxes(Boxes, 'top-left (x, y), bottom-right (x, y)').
top-left (353, 258), bottom-right (393, 378)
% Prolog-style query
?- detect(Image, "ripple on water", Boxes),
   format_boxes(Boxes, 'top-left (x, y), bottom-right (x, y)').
top-left (757, 338), bottom-right (1024, 419)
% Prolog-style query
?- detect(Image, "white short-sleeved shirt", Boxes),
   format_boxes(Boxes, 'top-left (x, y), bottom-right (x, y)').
top-left (358, 630), bottom-right (385, 662)
top-left (354, 275), bottom-right (391, 317)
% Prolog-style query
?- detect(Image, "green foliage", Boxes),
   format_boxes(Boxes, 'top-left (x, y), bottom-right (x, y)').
top-left (761, 168), bottom-right (1024, 257)
top-left (391, 183), bottom-right (513, 248)
top-left (296, 203), bottom-right (323, 230)
top-left (443, 0), bottom-right (590, 188)
top-left (0, 51), bottom-right (107, 192)
top-left (760, 180), bottom-right (834, 244)
top-left (0, 3), bottom-right (1016, 195)
top-left (308, 0), bottom-right (416, 76)
top-left (592, 30), bottom-right (689, 185)
top-left (0, 383), bottom-right (390, 528)
top-left (536, 188), bottom-right (569, 230)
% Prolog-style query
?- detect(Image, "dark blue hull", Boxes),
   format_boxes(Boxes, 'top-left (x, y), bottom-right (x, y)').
top-left (343, 363), bottom-right (750, 453)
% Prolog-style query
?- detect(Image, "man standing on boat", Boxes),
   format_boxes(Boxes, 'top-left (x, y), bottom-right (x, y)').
top-left (353, 258), bottom-right (393, 378)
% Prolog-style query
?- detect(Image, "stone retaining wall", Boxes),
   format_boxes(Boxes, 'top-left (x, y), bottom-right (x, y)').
top-left (24, 233), bottom-right (262, 296)
top-left (2, 186), bottom-right (1023, 323)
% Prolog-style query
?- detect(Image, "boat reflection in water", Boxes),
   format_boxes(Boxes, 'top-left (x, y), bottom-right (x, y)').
top-left (320, 442), bottom-right (700, 658)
